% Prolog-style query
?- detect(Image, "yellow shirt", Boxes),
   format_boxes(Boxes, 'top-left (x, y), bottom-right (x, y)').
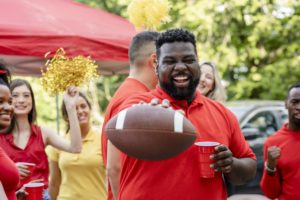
top-left (48, 129), bottom-right (107, 200)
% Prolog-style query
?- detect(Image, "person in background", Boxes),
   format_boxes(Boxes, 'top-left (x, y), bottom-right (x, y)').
top-left (198, 61), bottom-right (227, 102)
top-left (0, 62), bottom-right (20, 200)
top-left (0, 79), bottom-right (82, 200)
top-left (103, 31), bottom-right (159, 200)
top-left (111, 28), bottom-right (257, 200)
top-left (260, 83), bottom-right (300, 199)
top-left (49, 92), bottom-right (106, 200)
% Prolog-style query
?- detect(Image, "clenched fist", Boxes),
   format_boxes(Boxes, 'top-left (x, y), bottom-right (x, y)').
top-left (267, 146), bottom-right (280, 169)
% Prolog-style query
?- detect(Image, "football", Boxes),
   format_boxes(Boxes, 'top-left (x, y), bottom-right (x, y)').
top-left (105, 104), bottom-right (197, 160)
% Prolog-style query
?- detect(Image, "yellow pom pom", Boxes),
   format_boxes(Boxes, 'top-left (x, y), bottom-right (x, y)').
top-left (40, 48), bottom-right (99, 95)
top-left (128, 0), bottom-right (171, 29)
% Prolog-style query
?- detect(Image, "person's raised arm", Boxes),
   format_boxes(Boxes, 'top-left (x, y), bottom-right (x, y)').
top-left (260, 145), bottom-right (281, 198)
top-left (44, 86), bottom-right (81, 153)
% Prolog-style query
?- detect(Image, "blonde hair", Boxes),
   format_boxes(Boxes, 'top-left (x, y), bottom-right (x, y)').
top-left (199, 61), bottom-right (227, 102)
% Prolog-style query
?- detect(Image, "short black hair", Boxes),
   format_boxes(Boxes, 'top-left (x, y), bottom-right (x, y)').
top-left (287, 83), bottom-right (300, 99)
top-left (156, 28), bottom-right (197, 60)
top-left (128, 31), bottom-right (160, 64)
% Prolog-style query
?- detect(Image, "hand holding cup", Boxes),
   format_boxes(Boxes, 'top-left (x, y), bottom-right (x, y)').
top-left (210, 144), bottom-right (233, 174)
top-left (16, 162), bottom-right (36, 186)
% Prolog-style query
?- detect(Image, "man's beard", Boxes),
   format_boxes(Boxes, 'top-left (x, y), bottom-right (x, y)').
top-left (159, 78), bottom-right (199, 101)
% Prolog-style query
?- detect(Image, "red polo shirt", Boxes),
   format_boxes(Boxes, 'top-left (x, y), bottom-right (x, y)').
top-left (101, 78), bottom-right (150, 200)
top-left (0, 125), bottom-right (49, 188)
top-left (0, 146), bottom-right (19, 200)
top-left (117, 86), bottom-right (256, 200)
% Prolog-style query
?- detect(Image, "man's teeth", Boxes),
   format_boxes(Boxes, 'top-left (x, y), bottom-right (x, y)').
top-left (174, 76), bottom-right (188, 81)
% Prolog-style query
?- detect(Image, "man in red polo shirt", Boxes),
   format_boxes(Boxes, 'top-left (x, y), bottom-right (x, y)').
top-left (102, 31), bottom-right (159, 200)
top-left (109, 28), bottom-right (257, 200)
top-left (260, 83), bottom-right (300, 199)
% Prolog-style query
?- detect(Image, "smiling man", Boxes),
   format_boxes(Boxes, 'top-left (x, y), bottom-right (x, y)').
top-left (260, 83), bottom-right (300, 199)
top-left (113, 29), bottom-right (256, 200)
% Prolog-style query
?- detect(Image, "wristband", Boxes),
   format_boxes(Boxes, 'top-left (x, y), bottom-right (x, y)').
top-left (265, 161), bottom-right (276, 173)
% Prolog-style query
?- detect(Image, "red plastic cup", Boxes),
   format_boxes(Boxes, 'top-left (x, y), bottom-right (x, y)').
top-left (18, 162), bottom-right (36, 186)
top-left (24, 182), bottom-right (44, 200)
top-left (195, 141), bottom-right (220, 178)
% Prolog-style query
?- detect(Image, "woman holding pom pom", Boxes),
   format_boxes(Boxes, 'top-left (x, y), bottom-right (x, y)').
top-left (0, 79), bottom-right (82, 200)
top-left (48, 92), bottom-right (106, 200)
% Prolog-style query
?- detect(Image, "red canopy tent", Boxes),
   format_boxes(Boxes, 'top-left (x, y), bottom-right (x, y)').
top-left (0, 0), bottom-right (136, 76)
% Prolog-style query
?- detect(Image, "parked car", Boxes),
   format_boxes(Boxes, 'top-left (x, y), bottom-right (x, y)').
top-left (225, 100), bottom-right (288, 195)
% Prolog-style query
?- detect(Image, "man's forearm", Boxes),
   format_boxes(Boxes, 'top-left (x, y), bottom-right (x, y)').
top-left (107, 168), bottom-right (120, 199)
top-left (225, 157), bottom-right (257, 185)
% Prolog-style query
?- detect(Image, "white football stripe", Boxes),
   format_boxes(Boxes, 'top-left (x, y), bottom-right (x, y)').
top-left (174, 111), bottom-right (183, 133)
top-left (116, 109), bottom-right (128, 130)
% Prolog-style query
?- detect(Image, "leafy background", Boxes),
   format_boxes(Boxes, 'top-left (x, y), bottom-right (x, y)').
top-left (19, 0), bottom-right (300, 131)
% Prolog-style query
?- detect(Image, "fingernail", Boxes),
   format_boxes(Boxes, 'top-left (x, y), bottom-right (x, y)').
top-left (209, 155), bottom-right (214, 159)
top-left (210, 164), bottom-right (214, 168)
top-left (214, 169), bottom-right (218, 172)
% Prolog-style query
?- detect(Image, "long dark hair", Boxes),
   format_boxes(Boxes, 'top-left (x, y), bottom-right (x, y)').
top-left (10, 79), bottom-right (37, 124)
top-left (0, 61), bottom-right (15, 134)
top-left (61, 92), bottom-right (91, 133)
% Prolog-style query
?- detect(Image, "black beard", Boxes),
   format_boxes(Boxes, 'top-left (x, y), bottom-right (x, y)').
top-left (159, 77), bottom-right (199, 102)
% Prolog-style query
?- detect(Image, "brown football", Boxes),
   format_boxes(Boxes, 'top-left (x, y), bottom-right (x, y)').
top-left (105, 104), bottom-right (197, 160)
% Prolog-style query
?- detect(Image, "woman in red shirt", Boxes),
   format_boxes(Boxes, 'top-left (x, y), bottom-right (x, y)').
top-left (0, 61), bottom-right (19, 200)
top-left (0, 79), bottom-right (82, 200)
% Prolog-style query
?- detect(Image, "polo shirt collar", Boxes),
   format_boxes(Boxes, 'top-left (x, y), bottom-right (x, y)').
top-left (82, 130), bottom-right (94, 142)
top-left (66, 130), bottom-right (93, 142)
top-left (127, 77), bottom-right (150, 92)
top-left (154, 86), bottom-right (204, 108)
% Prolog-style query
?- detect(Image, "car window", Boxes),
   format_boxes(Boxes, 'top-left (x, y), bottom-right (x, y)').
top-left (280, 110), bottom-right (288, 124)
top-left (243, 111), bottom-right (277, 136)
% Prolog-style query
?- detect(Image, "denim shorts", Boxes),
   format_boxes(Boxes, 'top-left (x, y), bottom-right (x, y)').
top-left (43, 189), bottom-right (51, 200)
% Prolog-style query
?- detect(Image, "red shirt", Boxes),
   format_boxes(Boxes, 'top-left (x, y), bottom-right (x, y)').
top-left (0, 146), bottom-right (19, 200)
top-left (101, 78), bottom-right (150, 200)
top-left (260, 124), bottom-right (300, 200)
top-left (117, 86), bottom-right (256, 200)
top-left (0, 125), bottom-right (49, 188)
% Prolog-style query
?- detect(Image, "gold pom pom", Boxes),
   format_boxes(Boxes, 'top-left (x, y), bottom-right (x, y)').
top-left (40, 48), bottom-right (99, 95)
top-left (128, 0), bottom-right (171, 29)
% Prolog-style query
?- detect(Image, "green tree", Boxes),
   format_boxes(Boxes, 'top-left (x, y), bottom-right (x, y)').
top-left (78, 0), bottom-right (300, 101)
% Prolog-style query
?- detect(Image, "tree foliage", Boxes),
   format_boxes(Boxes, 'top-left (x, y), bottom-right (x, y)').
top-left (78, 0), bottom-right (300, 101)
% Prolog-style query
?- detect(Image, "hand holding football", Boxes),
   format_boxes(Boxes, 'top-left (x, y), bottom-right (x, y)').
top-left (105, 104), bottom-right (197, 160)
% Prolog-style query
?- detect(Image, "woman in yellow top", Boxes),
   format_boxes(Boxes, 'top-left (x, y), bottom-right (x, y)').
top-left (48, 92), bottom-right (106, 200)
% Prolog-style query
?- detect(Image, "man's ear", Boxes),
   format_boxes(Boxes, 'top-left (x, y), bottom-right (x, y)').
top-left (148, 53), bottom-right (158, 74)
top-left (149, 53), bottom-right (157, 68)
top-left (285, 99), bottom-right (288, 109)
top-left (151, 54), bottom-right (159, 75)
